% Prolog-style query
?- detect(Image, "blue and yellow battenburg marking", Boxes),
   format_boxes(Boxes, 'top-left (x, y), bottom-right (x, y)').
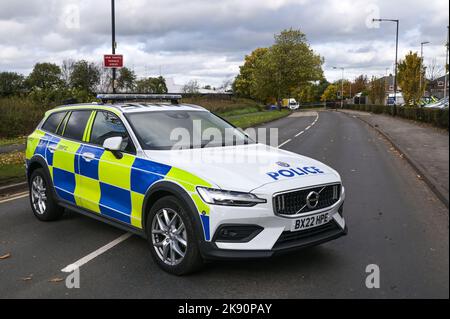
top-left (26, 130), bottom-right (213, 240)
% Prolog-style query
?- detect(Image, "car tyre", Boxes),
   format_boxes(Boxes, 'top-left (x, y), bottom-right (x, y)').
top-left (29, 168), bottom-right (64, 221)
top-left (146, 195), bottom-right (204, 275)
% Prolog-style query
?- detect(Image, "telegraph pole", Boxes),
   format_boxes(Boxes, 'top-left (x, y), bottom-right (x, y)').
top-left (111, 0), bottom-right (116, 93)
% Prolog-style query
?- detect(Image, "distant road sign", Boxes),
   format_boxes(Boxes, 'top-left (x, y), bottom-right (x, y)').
top-left (104, 54), bottom-right (123, 68)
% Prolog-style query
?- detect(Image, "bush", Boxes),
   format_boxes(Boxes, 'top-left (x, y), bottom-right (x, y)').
top-left (343, 104), bottom-right (449, 130)
top-left (0, 97), bottom-right (50, 138)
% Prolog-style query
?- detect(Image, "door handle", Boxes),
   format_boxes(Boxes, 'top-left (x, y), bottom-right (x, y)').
top-left (48, 145), bottom-right (57, 153)
top-left (81, 152), bottom-right (96, 162)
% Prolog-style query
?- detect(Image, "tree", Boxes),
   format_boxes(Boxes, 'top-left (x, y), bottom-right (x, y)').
top-left (182, 80), bottom-right (200, 94)
top-left (69, 60), bottom-right (100, 94)
top-left (426, 57), bottom-right (445, 81)
top-left (0, 72), bottom-right (25, 96)
top-left (398, 51), bottom-right (425, 106)
top-left (233, 47), bottom-right (269, 98)
top-left (252, 29), bottom-right (324, 102)
top-left (368, 76), bottom-right (386, 104)
top-left (352, 75), bottom-right (369, 95)
top-left (321, 84), bottom-right (338, 101)
top-left (136, 76), bottom-right (168, 93)
top-left (61, 59), bottom-right (75, 87)
top-left (26, 62), bottom-right (62, 90)
top-left (265, 29), bottom-right (323, 99)
top-left (117, 67), bottom-right (136, 92)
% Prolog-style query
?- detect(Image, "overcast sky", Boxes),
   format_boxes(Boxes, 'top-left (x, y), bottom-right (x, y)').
top-left (0, 0), bottom-right (448, 87)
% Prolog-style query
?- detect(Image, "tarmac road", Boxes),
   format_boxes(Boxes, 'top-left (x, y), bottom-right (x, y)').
top-left (0, 110), bottom-right (448, 298)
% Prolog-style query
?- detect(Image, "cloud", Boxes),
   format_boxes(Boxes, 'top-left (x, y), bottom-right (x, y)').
top-left (0, 0), bottom-right (448, 85)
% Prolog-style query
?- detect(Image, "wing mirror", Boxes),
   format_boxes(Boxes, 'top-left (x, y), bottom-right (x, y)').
top-left (103, 136), bottom-right (123, 159)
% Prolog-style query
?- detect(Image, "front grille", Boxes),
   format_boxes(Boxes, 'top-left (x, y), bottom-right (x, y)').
top-left (274, 183), bottom-right (341, 216)
top-left (273, 221), bottom-right (340, 249)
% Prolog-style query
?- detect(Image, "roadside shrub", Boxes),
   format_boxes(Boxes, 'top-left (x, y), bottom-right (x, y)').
top-left (0, 97), bottom-right (50, 138)
top-left (183, 96), bottom-right (263, 113)
top-left (343, 104), bottom-right (449, 130)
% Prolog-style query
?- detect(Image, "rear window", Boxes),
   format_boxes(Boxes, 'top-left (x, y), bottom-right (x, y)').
top-left (63, 110), bottom-right (92, 141)
top-left (41, 111), bottom-right (67, 134)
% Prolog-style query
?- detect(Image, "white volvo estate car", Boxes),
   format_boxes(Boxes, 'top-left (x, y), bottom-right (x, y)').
top-left (26, 94), bottom-right (347, 275)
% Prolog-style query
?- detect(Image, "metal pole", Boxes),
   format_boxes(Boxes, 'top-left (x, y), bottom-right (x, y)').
top-left (444, 26), bottom-right (449, 101)
top-left (341, 68), bottom-right (344, 108)
top-left (111, 0), bottom-right (116, 93)
top-left (420, 43), bottom-right (423, 96)
top-left (420, 41), bottom-right (430, 99)
top-left (393, 20), bottom-right (399, 116)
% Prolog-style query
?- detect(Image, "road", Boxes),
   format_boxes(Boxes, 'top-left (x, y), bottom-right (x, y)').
top-left (0, 110), bottom-right (448, 298)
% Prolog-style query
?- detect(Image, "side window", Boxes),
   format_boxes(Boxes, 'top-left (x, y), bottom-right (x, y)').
top-left (41, 111), bottom-right (67, 134)
top-left (90, 111), bottom-right (136, 154)
top-left (63, 110), bottom-right (92, 141)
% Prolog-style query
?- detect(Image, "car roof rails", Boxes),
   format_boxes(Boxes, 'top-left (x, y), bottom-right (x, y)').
top-left (96, 94), bottom-right (182, 105)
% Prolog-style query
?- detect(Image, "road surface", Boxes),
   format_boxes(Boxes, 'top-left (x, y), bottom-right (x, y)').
top-left (0, 110), bottom-right (448, 298)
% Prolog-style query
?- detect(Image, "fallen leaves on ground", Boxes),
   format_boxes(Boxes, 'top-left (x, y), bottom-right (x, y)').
top-left (0, 253), bottom-right (11, 259)
top-left (0, 151), bottom-right (25, 166)
top-left (48, 277), bottom-right (64, 283)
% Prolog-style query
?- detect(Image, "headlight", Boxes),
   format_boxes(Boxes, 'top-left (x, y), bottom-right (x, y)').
top-left (196, 187), bottom-right (266, 207)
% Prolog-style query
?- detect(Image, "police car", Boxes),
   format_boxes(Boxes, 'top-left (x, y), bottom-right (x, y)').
top-left (25, 94), bottom-right (347, 275)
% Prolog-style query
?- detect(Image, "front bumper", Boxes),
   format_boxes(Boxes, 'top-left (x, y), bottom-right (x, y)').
top-left (198, 187), bottom-right (347, 260)
top-left (200, 222), bottom-right (347, 260)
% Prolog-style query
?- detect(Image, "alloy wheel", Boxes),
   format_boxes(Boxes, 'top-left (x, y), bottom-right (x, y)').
top-left (151, 208), bottom-right (188, 266)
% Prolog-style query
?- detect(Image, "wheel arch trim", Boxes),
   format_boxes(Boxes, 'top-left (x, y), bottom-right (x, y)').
top-left (142, 180), bottom-right (207, 242)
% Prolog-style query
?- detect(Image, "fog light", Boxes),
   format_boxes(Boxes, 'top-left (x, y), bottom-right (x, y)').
top-left (214, 225), bottom-right (263, 243)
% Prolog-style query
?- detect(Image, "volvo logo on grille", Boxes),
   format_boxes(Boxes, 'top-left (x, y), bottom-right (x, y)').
top-left (306, 191), bottom-right (320, 209)
top-left (276, 161), bottom-right (290, 167)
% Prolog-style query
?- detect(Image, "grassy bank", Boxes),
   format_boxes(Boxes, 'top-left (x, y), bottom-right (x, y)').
top-left (224, 110), bottom-right (290, 128)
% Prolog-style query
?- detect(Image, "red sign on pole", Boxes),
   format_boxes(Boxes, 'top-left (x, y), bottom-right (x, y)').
top-left (104, 54), bottom-right (123, 68)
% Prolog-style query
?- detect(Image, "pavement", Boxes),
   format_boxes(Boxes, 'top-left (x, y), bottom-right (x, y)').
top-left (0, 144), bottom-right (25, 154)
top-left (338, 109), bottom-right (449, 207)
top-left (0, 110), bottom-right (448, 298)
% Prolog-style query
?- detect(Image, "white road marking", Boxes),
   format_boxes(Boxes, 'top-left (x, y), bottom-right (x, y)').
top-left (291, 112), bottom-right (320, 140)
top-left (278, 139), bottom-right (292, 148)
top-left (0, 192), bottom-right (29, 204)
top-left (61, 232), bottom-right (133, 273)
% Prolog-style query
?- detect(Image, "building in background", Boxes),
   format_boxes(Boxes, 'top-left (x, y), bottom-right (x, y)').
top-left (428, 74), bottom-right (449, 99)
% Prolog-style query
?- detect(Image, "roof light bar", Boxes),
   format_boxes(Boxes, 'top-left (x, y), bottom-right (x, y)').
top-left (97, 94), bottom-right (182, 103)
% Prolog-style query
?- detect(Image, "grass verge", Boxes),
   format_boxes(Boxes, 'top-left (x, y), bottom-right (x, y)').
top-left (0, 151), bottom-right (26, 186)
top-left (225, 110), bottom-right (291, 129)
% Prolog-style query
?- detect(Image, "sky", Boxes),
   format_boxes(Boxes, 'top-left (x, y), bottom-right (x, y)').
top-left (0, 0), bottom-right (448, 87)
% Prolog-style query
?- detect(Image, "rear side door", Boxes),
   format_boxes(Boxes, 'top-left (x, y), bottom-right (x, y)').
top-left (51, 110), bottom-right (92, 205)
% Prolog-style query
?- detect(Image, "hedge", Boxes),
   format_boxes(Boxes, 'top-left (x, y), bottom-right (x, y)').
top-left (0, 97), bottom-right (50, 138)
top-left (343, 104), bottom-right (449, 130)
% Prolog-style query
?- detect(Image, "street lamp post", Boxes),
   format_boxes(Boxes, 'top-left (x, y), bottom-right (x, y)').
top-left (111, 0), bottom-right (116, 93)
top-left (445, 26), bottom-right (449, 102)
top-left (373, 18), bottom-right (399, 116)
top-left (333, 66), bottom-right (345, 108)
top-left (420, 41), bottom-right (430, 98)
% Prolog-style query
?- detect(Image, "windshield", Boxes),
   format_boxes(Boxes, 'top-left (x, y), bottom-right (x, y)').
top-left (126, 110), bottom-right (254, 150)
